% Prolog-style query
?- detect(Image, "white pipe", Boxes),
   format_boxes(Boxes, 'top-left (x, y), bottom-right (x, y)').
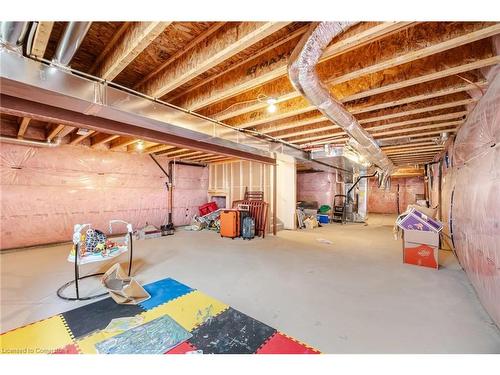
top-left (288, 22), bottom-right (395, 183)
top-left (0, 135), bottom-right (60, 147)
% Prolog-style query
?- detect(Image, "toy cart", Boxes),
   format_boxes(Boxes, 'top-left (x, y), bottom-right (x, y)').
top-left (56, 220), bottom-right (134, 301)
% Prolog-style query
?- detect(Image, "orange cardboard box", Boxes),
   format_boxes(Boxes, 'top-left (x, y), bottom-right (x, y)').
top-left (403, 230), bottom-right (439, 269)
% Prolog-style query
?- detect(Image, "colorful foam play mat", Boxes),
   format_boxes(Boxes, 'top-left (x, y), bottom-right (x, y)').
top-left (0, 277), bottom-right (320, 354)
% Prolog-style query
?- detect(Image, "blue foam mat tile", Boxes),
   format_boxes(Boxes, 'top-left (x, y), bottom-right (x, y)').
top-left (139, 278), bottom-right (194, 310)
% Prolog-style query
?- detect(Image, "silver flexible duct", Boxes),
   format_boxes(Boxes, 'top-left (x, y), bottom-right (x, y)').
top-left (0, 22), bottom-right (29, 51)
top-left (0, 135), bottom-right (60, 147)
top-left (52, 22), bottom-right (91, 67)
top-left (288, 22), bottom-right (395, 184)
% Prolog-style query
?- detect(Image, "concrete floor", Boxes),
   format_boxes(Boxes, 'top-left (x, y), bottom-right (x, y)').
top-left (1, 214), bottom-right (499, 353)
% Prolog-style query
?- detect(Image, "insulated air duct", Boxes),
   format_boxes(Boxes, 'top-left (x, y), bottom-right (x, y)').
top-left (0, 135), bottom-right (60, 147)
top-left (288, 22), bottom-right (395, 186)
top-left (0, 22), bottom-right (29, 51)
top-left (52, 22), bottom-right (91, 67)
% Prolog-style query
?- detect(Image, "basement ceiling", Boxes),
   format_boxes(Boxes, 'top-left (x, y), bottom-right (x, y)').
top-left (1, 21), bottom-right (499, 168)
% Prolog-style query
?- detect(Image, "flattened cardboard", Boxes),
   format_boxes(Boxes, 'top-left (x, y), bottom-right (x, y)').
top-left (101, 264), bottom-right (150, 305)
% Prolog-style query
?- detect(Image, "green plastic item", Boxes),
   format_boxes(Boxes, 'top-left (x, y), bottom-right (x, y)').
top-left (319, 205), bottom-right (331, 213)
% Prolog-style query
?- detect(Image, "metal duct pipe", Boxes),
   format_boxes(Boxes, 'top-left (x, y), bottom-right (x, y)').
top-left (0, 135), bottom-right (60, 147)
top-left (288, 22), bottom-right (395, 181)
top-left (52, 22), bottom-right (91, 67)
top-left (0, 22), bottom-right (29, 51)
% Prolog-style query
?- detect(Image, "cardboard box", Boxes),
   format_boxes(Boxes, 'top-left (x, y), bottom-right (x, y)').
top-left (403, 230), bottom-right (439, 269)
top-left (101, 264), bottom-right (151, 305)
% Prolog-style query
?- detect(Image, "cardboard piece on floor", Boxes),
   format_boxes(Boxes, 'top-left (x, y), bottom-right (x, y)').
top-left (101, 263), bottom-right (150, 305)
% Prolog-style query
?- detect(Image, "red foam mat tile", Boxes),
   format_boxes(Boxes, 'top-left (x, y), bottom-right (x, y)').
top-left (165, 341), bottom-right (197, 354)
top-left (53, 343), bottom-right (81, 354)
top-left (256, 333), bottom-right (320, 354)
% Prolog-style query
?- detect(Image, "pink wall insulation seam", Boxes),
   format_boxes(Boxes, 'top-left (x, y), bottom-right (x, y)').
top-left (367, 177), bottom-right (424, 214)
top-left (429, 66), bottom-right (500, 327)
top-left (0, 143), bottom-right (208, 250)
top-left (296, 172), bottom-right (338, 207)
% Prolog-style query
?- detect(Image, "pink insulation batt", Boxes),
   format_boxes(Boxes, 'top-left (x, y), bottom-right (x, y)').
top-left (0, 144), bottom-right (208, 249)
top-left (429, 67), bottom-right (500, 327)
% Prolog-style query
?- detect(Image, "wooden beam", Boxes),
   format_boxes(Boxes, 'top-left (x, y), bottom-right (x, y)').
top-left (17, 117), bottom-right (31, 138)
top-left (384, 145), bottom-right (443, 154)
top-left (70, 129), bottom-right (96, 145)
top-left (30, 22), bottom-right (54, 58)
top-left (366, 112), bottom-right (468, 133)
top-left (370, 120), bottom-right (464, 137)
top-left (275, 106), bottom-right (469, 140)
top-left (167, 24), bottom-right (309, 103)
top-left (358, 99), bottom-right (474, 124)
top-left (294, 120), bottom-right (462, 145)
top-left (176, 22), bottom-right (412, 111)
top-left (210, 23), bottom-right (497, 123)
top-left (91, 133), bottom-right (120, 147)
top-left (137, 22), bottom-right (290, 97)
top-left (133, 22), bottom-right (226, 90)
top-left (46, 124), bottom-right (64, 141)
top-left (57, 126), bottom-right (76, 139)
top-left (324, 23), bottom-right (500, 88)
top-left (221, 35), bottom-right (497, 130)
top-left (109, 136), bottom-right (140, 150)
top-left (144, 144), bottom-right (176, 154)
top-left (259, 79), bottom-right (485, 134)
top-left (94, 22), bottom-right (171, 81)
top-left (382, 141), bottom-right (438, 150)
top-left (88, 22), bottom-right (131, 74)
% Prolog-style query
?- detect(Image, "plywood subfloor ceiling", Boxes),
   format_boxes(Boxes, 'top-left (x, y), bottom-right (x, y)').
top-left (3, 21), bottom-right (499, 168)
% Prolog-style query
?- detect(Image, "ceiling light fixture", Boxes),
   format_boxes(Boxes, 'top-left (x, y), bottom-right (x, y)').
top-left (266, 97), bottom-right (277, 113)
top-left (136, 141), bottom-right (144, 151)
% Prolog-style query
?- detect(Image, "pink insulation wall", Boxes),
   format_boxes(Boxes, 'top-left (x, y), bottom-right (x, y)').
top-left (296, 172), bottom-right (338, 207)
top-left (429, 66), bottom-right (500, 327)
top-left (0, 143), bottom-right (208, 249)
top-left (368, 177), bottom-right (424, 214)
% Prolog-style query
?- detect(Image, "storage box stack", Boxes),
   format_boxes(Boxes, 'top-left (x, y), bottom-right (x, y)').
top-left (396, 208), bottom-right (443, 269)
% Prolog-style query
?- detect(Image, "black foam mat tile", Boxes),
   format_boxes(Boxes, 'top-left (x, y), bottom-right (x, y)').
top-left (62, 297), bottom-right (145, 338)
top-left (188, 307), bottom-right (276, 354)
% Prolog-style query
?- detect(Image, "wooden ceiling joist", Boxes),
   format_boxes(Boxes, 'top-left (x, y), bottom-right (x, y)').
top-left (57, 126), bottom-right (76, 139)
top-left (358, 99), bottom-right (474, 124)
top-left (209, 23), bottom-right (497, 124)
top-left (109, 136), bottom-right (140, 150)
top-left (46, 124), bottom-right (64, 141)
top-left (224, 41), bottom-right (498, 129)
top-left (365, 112), bottom-right (468, 133)
top-left (167, 24), bottom-right (309, 103)
top-left (133, 22), bottom-right (226, 90)
top-left (137, 22), bottom-right (290, 98)
top-left (384, 145), bottom-right (444, 154)
top-left (70, 129), bottom-right (96, 145)
top-left (259, 81), bottom-right (483, 135)
top-left (145, 144), bottom-right (176, 154)
top-left (17, 117), bottom-right (31, 138)
top-left (95, 22), bottom-right (171, 81)
top-left (30, 22), bottom-right (54, 58)
top-left (176, 22), bottom-right (413, 111)
top-left (88, 22), bottom-right (131, 74)
top-left (271, 102), bottom-right (470, 140)
top-left (91, 133), bottom-right (120, 147)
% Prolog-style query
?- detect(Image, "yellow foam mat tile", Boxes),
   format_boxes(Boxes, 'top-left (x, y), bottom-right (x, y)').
top-left (141, 290), bottom-right (228, 332)
top-left (0, 315), bottom-right (74, 354)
